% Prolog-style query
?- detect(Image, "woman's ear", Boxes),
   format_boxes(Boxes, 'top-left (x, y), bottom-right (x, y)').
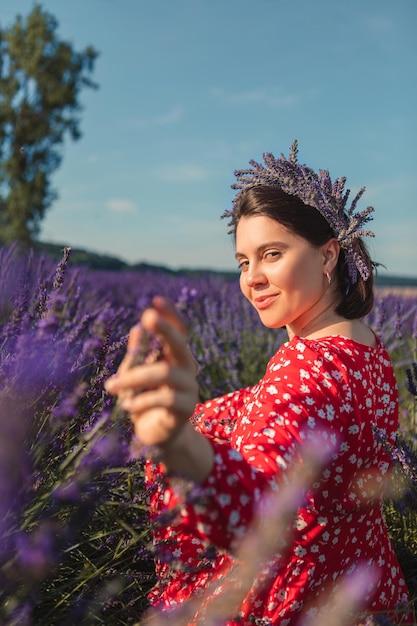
top-left (322, 238), bottom-right (340, 273)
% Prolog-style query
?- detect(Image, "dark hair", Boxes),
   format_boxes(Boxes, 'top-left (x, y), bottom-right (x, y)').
top-left (232, 186), bottom-right (374, 319)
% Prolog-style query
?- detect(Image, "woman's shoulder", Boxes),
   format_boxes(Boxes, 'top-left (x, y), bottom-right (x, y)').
top-left (262, 336), bottom-right (387, 407)
top-left (272, 333), bottom-right (388, 370)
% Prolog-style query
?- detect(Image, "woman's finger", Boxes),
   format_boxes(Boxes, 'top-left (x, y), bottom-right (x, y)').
top-left (121, 385), bottom-right (196, 416)
top-left (122, 390), bottom-right (198, 446)
top-left (105, 360), bottom-right (196, 396)
top-left (140, 308), bottom-right (195, 371)
top-left (151, 296), bottom-right (187, 335)
top-left (128, 407), bottom-right (181, 447)
top-left (151, 298), bottom-right (199, 372)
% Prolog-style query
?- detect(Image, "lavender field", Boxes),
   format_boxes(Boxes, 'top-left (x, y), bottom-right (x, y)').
top-left (0, 244), bottom-right (416, 625)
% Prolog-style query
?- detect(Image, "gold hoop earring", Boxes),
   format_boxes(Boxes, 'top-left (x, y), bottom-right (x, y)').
top-left (326, 272), bottom-right (332, 285)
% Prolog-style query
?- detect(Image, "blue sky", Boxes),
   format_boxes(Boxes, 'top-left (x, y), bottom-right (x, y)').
top-left (2, 0), bottom-right (416, 276)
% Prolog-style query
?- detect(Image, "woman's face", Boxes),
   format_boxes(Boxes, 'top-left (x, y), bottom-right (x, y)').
top-left (235, 214), bottom-right (338, 336)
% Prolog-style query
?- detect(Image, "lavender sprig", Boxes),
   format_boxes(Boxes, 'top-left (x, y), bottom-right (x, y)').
top-left (405, 363), bottom-right (417, 397)
top-left (113, 325), bottom-right (164, 462)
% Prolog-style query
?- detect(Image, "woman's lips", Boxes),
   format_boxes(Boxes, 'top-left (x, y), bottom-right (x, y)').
top-left (254, 294), bottom-right (278, 310)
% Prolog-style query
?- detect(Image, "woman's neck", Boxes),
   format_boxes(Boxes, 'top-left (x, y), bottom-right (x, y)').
top-left (287, 317), bottom-right (377, 348)
top-left (287, 306), bottom-right (344, 341)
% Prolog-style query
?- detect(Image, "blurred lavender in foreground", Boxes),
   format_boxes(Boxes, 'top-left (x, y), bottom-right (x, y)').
top-left (0, 246), bottom-right (152, 624)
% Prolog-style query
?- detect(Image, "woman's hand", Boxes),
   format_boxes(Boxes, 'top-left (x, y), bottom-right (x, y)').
top-left (105, 297), bottom-right (214, 481)
top-left (105, 297), bottom-right (199, 448)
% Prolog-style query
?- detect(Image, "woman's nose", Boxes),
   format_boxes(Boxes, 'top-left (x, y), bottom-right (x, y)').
top-left (245, 264), bottom-right (267, 287)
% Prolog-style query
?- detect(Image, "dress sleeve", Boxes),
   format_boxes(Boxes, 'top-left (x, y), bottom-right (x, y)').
top-left (190, 386), bottom-right (255, 441)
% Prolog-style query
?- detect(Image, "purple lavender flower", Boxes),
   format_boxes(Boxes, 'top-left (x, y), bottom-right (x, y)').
top-left (405, 363), bottom-right (417, 397)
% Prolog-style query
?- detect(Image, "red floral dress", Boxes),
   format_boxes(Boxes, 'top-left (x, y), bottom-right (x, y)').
top-left (145, 335), bottom-right (411, 625)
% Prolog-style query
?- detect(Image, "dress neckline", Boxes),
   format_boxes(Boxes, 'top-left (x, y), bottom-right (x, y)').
top-left (290, 332), bottom-right (381, 350)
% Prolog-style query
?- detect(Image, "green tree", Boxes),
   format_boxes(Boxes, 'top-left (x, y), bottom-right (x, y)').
top-left (0, 4), bottom-right (98, 246)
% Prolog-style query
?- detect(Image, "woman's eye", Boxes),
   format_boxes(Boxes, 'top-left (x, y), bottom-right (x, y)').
top-left (265, 250), bottom-right (280, 260)
top-left (238, 260), bottom-right (249, 271)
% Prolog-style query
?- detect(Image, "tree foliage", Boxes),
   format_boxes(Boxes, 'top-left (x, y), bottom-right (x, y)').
top-left (0, 4), bottom-right (98, 246)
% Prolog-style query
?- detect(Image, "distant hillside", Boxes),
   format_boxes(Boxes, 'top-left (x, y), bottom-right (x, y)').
top-left (33, 241), bottom-right (129, 271)
top-left (375, 274), bottom-right (417, 288)
top-left (32, 241), bottom-right (417, 287)
top-left (33, 241), bottom-right (239, 280)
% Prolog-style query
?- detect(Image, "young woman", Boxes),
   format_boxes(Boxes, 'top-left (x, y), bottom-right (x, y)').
top-left (105, 142), bottom-right (411, 624)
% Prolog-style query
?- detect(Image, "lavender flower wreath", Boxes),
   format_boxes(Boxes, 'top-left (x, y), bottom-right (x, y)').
top-left (223, 140), bottom-right (375, 284)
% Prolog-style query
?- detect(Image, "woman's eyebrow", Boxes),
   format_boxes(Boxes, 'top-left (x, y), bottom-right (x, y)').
top-left (235, 241), bottom-right (288, 259)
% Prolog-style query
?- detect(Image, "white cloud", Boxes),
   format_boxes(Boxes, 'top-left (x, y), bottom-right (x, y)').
top-left (106, 198), bottom-right (139, 213)
top-left (151, 164), bottom-right (209, 183)
top-left (210, 86), bottom-right (298, 109)
top-left (119, 106), bottom-right (185, 130)
top-left (365, 15), bottom-right (395, 34)
top-left (364, 175), bottom-right (416, 201)
top-left (104, 215), bottom-right (236, 270)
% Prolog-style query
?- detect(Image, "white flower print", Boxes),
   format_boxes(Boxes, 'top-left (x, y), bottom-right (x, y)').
top-left (218, 493), bottom-right (231, 506)
top-left (266, 384), bottom-right (278, 394)
top-left (325, 404), bottom-right (335, 421)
